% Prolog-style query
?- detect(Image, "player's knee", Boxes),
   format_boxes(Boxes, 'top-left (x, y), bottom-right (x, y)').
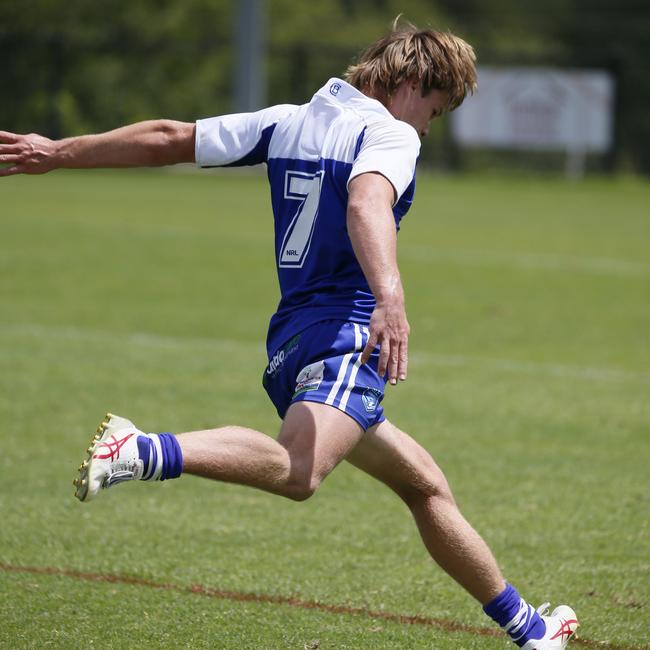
top-left (283, 474), bottom-right (321, 502)
top-left (397, 451), bottom-right (455, 508)
top-left (401, 481), bottom-right (452, 507)
top-left (284, 481), bottom-right (318, 502)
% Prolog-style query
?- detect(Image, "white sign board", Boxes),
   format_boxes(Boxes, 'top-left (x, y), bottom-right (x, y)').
top-left (451, 67), bottom-right (615, 152)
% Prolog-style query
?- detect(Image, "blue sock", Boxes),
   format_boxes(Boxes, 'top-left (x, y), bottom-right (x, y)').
top-left (137, 433), bottom-right (183, 481)
top-left (158, 433), bottom-right (183, 480)
top-left (484, 584), bottom-right (546, 646)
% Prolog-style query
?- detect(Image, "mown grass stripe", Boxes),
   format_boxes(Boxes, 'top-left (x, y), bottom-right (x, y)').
top-left (401, 246), bottom-right (650, 278)
top-left (2, 323), bottom-right (649, 385)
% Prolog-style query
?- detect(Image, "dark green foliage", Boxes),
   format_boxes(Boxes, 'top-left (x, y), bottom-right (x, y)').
top-left (0, 0), bottom-right (234, 135)
top-left (1, 1), bottom-right (649, 169)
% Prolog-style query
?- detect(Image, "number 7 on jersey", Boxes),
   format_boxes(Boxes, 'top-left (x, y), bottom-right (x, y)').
top-left (279, 170), bottom-right (324, 268)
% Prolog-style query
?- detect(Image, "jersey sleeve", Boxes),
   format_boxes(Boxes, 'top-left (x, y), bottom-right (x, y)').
top-left (195, 104), bottom-right (298, 168)
top-left (348, 119), bottom-right (420, 203)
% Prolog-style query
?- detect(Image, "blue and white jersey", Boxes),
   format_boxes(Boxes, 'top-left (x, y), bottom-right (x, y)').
top-left (195, 78), bottom-right (421, 355)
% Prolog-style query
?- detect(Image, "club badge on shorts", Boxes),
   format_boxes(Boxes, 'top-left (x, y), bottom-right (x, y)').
top-left (362, 387), bottom-right (382, 412)
top-left (293, 360), bottom-right (325, 397)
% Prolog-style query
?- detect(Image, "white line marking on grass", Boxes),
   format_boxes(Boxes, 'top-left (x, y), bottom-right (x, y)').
top-left (410, 351), bottom-right (650, 384)
top-left (2, 323), bottom-right (649, 385)
top-left (401, 246), bottom-right (650, 278)
top-left (0, 323), bottom-right (263, 355)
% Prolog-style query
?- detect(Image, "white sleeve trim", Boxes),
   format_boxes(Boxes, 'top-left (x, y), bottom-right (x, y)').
top-left (347, 120), bottom-right (420, 204)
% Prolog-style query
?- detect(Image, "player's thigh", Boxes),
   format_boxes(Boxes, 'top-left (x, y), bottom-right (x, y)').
top-left (346, 419), bottom-right (453, 504)
top-left (278, 400), bottom-right (365, 490)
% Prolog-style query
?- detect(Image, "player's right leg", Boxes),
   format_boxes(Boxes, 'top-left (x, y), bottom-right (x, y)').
top-left (74, 321), bottom-right (376, 502)
top-left (74, 413), bottom-right (183, 502)
top-left (74, 400), bottom-right (364, 503)
top-left (346, 419), bottom-right (578, 648)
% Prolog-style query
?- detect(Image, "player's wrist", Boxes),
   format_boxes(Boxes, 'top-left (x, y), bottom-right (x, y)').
top-left (52, 137), bottom-right (76, 169)
top-left (374, 285), bottom-right (405, 307)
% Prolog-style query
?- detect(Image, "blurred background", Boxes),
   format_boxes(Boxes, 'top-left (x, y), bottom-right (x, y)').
top-left (2, 0), bottom-right (649, 176)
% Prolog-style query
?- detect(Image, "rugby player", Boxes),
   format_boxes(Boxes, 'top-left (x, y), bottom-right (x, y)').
top-left (0, 21), bottom-right (578, 649)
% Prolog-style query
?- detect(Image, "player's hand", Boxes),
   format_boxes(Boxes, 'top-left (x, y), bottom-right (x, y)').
top-left (361, 299), bottom-right (410, 385)
top-left (0, 131), bottom-right (58, 177)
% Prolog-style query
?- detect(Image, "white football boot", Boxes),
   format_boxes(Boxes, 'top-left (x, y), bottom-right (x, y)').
top-left (520, 604), bottom-right (579, 649)
top-left (73, 413), bottom-right (145, 502)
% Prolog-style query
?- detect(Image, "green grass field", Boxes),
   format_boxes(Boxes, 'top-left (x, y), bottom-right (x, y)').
top-left (1, 169), bottom-right (649, 649)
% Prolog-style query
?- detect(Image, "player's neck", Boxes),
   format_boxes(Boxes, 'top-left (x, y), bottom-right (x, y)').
top-left (360, 86), bottom-right (388, 109)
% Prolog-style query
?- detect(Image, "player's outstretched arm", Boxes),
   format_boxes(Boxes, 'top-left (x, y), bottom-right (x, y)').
top-left (347, 172), bottom-right (410, 385)
top-left (0, 120), bottom-right (196, 177)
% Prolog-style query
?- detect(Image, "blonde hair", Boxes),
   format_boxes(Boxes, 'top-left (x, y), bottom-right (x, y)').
top-left (344, 19), bottom-right (477, 111)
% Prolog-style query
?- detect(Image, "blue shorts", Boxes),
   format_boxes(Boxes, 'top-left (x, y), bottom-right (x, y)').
top-left (262, 320), bottom-right (387, 431)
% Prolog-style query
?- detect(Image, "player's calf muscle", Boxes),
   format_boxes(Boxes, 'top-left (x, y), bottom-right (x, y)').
top-left (176, 425), bottom-right (327, 501)
top-left (178, 427), bottom-right (288, 482)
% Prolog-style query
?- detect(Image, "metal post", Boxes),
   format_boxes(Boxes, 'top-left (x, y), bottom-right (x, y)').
top-left (235, 0), bottom-right (266, 113)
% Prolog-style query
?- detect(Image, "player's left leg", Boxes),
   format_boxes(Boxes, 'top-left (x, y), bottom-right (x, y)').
top-left (347, 418), bottom-right (505, 604)
top-left (346, 418), bottom-right (578, 648)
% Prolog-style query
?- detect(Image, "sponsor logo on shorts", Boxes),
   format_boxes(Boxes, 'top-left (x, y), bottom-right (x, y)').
top-left (266, 334), bottom-right (301, 377)
top-left (361, 387), bottom-right (382, 412)
top-left (293, 360), bottom-right (325, 396)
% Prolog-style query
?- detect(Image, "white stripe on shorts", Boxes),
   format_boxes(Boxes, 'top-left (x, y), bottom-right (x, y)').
top-left (338, 324), bottom-right (365, 411)
top-left (325, 323), bottom-right (363, 406)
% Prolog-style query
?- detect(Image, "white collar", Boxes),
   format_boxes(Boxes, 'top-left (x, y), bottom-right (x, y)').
top-left (314, 78), bottom-right (394, 120)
